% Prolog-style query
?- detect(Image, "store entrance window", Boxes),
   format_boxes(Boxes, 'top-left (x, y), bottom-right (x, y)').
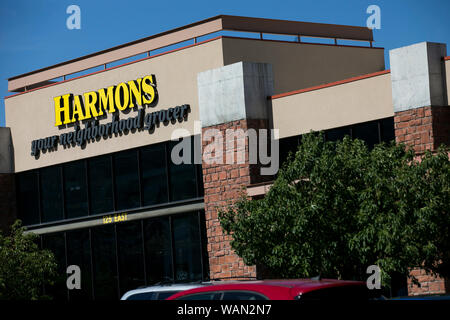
top-left (41, 210), bottom-right (208, 300)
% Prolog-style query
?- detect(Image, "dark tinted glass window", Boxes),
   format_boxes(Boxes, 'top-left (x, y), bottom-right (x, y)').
top-left (279, 136), bottom-right (300, 166)
top-left (64, 160), bottom-right (88, 219)
top-left (177, 292), bottom-right (221, 300)
top-left (222, 291), bottom-right (268, 300)
top-left (66, 229), bottom-right (93, 300)
top-left (157, 291), bottom-right (180, 300)
top-left (144, 217), bottom-right (173, 284)
top-left (17, 171), bottom-right (40, 226)
top-left (88, 155), bottom-right (114, 215)
top-left (40, 166), bottom-right (64, 222)
top-left (91, 225), bottom-right (118, 300)
top-left (168, 138), bottom-right (197, 201)
top-left (36, 211), bottom-right (206, 301)
top-left (114, 150), bottom-right (140, 210)
top-left (117, 221), bottom-right (145, 296)
top-left (325, 126), bottom-right (351, 142)
top-left (140, 143), bottom-right (168, 206)
top-left (390, 272), bottom-right (408, 297)
top-left (173, 213), bottom-right (202, 282)
top-left (126, 292), bottom-right (156, 300)
top-left (196, 164), bottom-right (204, 197)
top-left (352, 120), bottom-right (380, 149)
top-left (126, 291), bottom-right (180, 300)
top-left (42, 233), bottom-right (67, 300)
top-left (193, 135), bottom-right (204, 197)
top-left (380, 117), bottom-right (395, 143)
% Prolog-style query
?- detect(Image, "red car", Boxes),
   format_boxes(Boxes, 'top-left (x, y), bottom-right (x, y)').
top-left (167, 279), bottom-right (380, 301)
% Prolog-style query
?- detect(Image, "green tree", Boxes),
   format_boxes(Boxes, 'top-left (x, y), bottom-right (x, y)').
top-left (0, 220), bottom-right (57, 300)
top-left (219, 133), bottom-right (450, 287)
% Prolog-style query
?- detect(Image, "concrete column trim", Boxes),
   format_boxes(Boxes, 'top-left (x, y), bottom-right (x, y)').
top-left (389, 42), bottom-right (447, 113)
top-left (197, 61), bottom-right (274, 128)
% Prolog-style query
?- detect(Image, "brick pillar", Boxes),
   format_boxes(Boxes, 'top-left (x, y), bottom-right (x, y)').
top-left (197, 62), bottom-right (273, 280)
top-left (394, 106), bottom-right (450, 153)
top-left (202, 119), bottom-right (269, 279)
top-left (390, 42), bottom-right (449, 295)
top-left (407, 268), bottom-right (450, 296)
top-left (399, 106), bottom-right (450, 295)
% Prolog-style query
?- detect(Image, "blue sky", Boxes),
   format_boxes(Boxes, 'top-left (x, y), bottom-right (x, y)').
top-left (1, 0), bottom-right (449, 126)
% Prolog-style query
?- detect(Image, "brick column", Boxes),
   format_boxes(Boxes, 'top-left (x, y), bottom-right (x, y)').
top-left (407, 268), bottom-right (450, 296)
top-left (390, 42), bottom-right (449, 295)
top-left (197, 62), bottom-right (273, 279)
top-left (202, 119), bottom-right (269, 279)
top-left (394, 106), bottom-right (450, 153)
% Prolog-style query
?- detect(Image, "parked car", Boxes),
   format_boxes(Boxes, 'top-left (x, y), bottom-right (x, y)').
top-left (121, 282), bottom-right (213, 300)
top-left (166, 279), bottom-right (382, 301)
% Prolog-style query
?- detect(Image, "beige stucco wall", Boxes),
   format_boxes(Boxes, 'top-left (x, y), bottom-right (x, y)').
top-left (221, 37), bottom-right (386, 95)
top-left (5, 39), bottom-right (224, 172)
top-left (272, 72), bottom-right (394, 139)
top-left (5, 36), bottom-right (389, 172)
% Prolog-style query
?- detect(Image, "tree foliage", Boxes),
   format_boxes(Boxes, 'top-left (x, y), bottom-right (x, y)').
top-left (0, 220), bottom-right (57, 300)
top-left (219, 133), bottom-right (450, 286)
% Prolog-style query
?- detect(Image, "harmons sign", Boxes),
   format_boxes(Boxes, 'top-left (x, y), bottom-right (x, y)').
top-left (30, 75), bottom-right (190, 157)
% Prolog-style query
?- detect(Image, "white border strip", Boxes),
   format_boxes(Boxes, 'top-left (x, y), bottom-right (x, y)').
top-left (26, 202), bottom-right (205, 235)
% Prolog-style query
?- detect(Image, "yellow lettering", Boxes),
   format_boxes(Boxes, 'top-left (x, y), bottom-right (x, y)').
top-left (115, 82), bottom-right (129, 111)
top-left (54, 75), bottom-right (158, 126)
top-left (54, 94), bottom-right (72, 126)
top-left (141, 75), bottom-right (157, 105)
top-left (71, 95), bottom-right (86, 122)
top-left (128, 79), bottom-right (142, 108)
top-left (83, 91), bottom-right (100, 119)
top-left (98, 86), bottom-right (115, 114)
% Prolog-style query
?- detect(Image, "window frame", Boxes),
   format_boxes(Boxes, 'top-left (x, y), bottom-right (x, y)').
top-left (16, 136), bottom-right (204, 228)
top-left (40, 210), bottom-right (208, 301)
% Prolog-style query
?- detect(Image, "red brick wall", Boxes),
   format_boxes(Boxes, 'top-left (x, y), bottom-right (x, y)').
top-left (202, 119), bottom-right (269, 280)
top-left (394, 105), bottom-right (450, 296)
top-left (394, 106), bottom-right (450, 153)
top-left (408, 268), bottom-right (449, 296)
top-left (0, 173), bottom-right (17, 234)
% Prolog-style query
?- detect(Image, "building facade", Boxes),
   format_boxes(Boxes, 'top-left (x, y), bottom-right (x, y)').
top-left (1, 15), bottom-right (449, 299)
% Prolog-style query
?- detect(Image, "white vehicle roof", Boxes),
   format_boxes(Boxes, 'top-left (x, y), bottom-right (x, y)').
top-left (120, 282), bottom-right (211, 300)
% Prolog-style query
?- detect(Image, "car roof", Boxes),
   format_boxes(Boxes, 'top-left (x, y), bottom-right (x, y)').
top-left (210, 278), bottom-right (362, 287)
top-left (120, 282), bottom-right (212, 300)
top-left (211, 279), bottom-right (365, 291)
top-left (167, 279), bottom-right (366, 300)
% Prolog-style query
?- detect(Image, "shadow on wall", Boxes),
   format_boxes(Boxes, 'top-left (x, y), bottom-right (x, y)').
top-left (0, 127), bottom-right (16, 234)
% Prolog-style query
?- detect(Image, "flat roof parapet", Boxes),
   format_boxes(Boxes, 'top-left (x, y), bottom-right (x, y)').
top-left (7, 15), bottom-right (374, 93)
